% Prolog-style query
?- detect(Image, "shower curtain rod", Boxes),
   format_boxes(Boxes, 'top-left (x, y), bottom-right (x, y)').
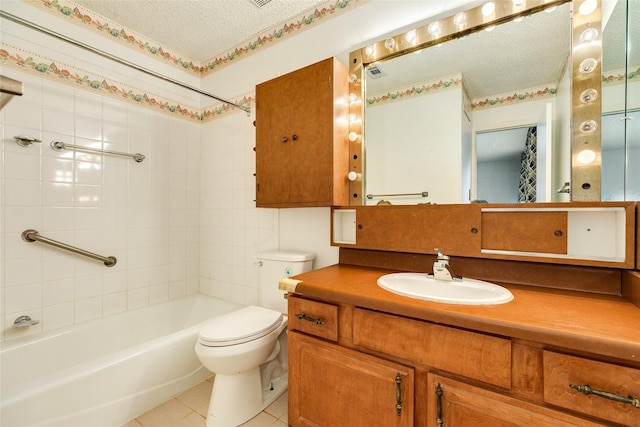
top-left (0, 10), bottom-right (251, 115)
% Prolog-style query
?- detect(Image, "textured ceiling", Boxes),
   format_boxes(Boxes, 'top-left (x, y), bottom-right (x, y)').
top-left (72, 0), bottom-right (327, 62)
top-left (366, 3), bottom-right (572, 100)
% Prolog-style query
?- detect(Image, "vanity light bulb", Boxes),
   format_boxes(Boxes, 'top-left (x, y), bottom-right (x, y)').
top-left (349, 113), bottom-right (358, 123)
top-left (578, 58), bottom-right (598, 73)
top-left (347, 171), bottom-right (361, 182)
top-left (579, 120), bottom-right (598, 133)
top-left (365, 45), bottom-right (374, 56)
top-left (577, 149), bottom-right (597, 164)
top-left (349, 73), bottom-right (358, 83)
top-left (482, 2), bottom-right (495, 17)
top-left (579, 0), bottom-right (598, 16)
top-left (453, 12), bottom-right (466, 26)
top-left (405, 30), bottom-right (416, 42)
top-left (385, 38), bottom-right (395, 50)
top-left (580, 89), bottom-right (598, 103)
top-left (348, 132), bottom-right (359, 142)
top-left (427, 22), bottom-right (440, 36)
top-left (512, 0), bottom-right (524, 5)
top-left (349, 93), bottom-right (358, 103)
top-left (579, 28), bottom-right (599, 43)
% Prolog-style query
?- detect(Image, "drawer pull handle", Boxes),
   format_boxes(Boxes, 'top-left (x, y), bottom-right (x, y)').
top-left (435, 383), bottom-right (443, 427)
top-left (395, 372), bottom-right (403, 416)
top-left (570, 384), bottom-right (640, 409)
top-left (295, 313), bottom-right (324, 324)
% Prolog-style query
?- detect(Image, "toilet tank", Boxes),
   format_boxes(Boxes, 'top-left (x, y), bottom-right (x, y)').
top-left (257, 250), bottom-right (315, 313)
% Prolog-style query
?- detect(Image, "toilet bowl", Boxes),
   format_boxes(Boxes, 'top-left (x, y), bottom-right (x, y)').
top-left (195, 306), bottom-right (288, 427)
top-left (195, 250), bottom-right (314, 427)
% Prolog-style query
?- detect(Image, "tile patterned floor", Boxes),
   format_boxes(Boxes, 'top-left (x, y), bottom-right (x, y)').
top-left (121, 376), bottom-right (288, 427)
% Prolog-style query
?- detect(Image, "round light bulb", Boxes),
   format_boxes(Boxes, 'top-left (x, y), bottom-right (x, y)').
top-left (580, 89), bottom-right (598, 103)
top-left (580, 120), bottom-right (598, 133)
top-left (428, 22), bottom-right (440, 36)
top-left (385, 38), bottom-right (395, 50)
top-left (349, 113), bottom-right (358, 123)
top-left (482, 2), bottom-right (495, 17)
top-left (349, 73), bottom-right (358, 83)
top-left (453, 12), bottom-right (466, 26)
top-left (405, 30), bottom-right (416, 42)
top-left (347, 171), bottom-right (361, 182)
top-left (512, 0), bottom-right (524, 5)
top-left (348, 132), bottom-right (359, 142)
top-left (579, 58), bottom-right (598, 73)
top-left (577, 149), bottom-right (597, 164)
top-left (365, 45), bottom-right (374, 56)
top-left (349, 93), bottom-right (358, 103)
top-left (579, 28), bottom-right (598, 43)
top-left (579, 0), bottom-right (598, 16)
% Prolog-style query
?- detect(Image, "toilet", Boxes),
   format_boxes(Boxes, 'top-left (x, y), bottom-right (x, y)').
top-left (195, 250), bottom-right (314, 427)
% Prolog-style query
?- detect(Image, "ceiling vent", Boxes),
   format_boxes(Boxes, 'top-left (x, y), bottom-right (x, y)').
top-left (249, 0), bottom-right (272, 7)
top-left (366, 65), bottom-right (386, 79)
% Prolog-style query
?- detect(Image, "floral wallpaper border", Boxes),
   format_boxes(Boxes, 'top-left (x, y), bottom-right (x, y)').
top-left (28, 0), bottom-right (364, 77)
top-left (1, 44), bottom-right (252, 122)
top-left (365, 75), bottom-right (558, 111)
top-left (366, 75), bottom-right (463, 107)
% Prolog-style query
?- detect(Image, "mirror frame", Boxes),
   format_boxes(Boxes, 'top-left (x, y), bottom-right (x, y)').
top-left (347, 0), bottom-right (603, 205)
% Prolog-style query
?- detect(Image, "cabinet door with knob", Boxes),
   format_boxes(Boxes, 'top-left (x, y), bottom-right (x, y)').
top-left (255, 57), bottom-right (349, 207)
top-left (289, 331), bottom-right (414, 427)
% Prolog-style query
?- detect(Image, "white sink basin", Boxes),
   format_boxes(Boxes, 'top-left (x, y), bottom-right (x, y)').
top-left (377, 273), bottom-right (514, 305)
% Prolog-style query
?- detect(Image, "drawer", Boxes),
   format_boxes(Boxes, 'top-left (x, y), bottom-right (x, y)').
top-left (543, 351), bottom-right (640, 426)
top-left (353, 308), bottom-right (512, 388)
top-left (288, 295), bottom-right (338, 341)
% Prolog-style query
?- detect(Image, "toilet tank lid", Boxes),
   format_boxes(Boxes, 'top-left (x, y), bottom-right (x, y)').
top-left (257, 250), bottom-right (315, 262)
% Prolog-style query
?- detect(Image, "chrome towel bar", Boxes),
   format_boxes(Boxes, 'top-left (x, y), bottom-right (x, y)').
top-left (366, 191), bottom-right (429, 199)
top-left (21, 229), bottom-right (117, 267)
top-left (51, 140), bottom-right (145, 162)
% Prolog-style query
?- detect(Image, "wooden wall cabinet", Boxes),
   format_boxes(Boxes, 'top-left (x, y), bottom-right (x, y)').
top-left (332, 202), bottom-right (636, 268)
top-left (288, 294), bottom-right (640, 426)
top-left (255, 57), bottom-right (349, 207)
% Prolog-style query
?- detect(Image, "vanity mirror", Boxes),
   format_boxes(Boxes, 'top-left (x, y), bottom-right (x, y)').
top-left (347, 0), bottom-right (610, 205)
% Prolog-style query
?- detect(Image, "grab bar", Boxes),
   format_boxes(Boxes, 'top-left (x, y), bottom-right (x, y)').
top-left (366, 191), bottom-right (428, 199)
top-left (51, 140), bottom-right (145, 163)
top-left (21, 229), bottom-right (117, 267)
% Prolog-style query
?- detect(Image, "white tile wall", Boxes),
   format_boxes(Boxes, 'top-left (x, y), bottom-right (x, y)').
top-left (0, 67), bottom-right (204, 341)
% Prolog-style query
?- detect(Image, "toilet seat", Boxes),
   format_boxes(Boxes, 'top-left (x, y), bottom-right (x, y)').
top-left (198, 306), bottom-right (284, 347)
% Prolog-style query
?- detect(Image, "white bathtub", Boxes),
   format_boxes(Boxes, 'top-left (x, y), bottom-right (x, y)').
top-left (0, 295), bottom-right (242, 427)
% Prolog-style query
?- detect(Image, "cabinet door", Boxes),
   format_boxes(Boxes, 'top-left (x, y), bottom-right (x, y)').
top-left (428, 374), bottom-right (602, 427)
top-left (256, 58), bottom-right (339, 207)
top-left (289, 331), bottom-right (414, 427)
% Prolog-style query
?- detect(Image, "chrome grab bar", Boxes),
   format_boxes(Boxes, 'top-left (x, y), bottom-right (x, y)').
top-left (51, 140), bottom-right (145, 162)
top-left (366, 191), bottom-right (428, 199)
top-left (21, 229), bottom-right (117, 267)
top-left (13, 315), bottom-right (39, 329)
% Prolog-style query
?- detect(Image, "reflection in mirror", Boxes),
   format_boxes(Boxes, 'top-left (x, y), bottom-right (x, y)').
top-left (601, 0), bottom-right (640, 200)
top-left (476, 126), bottom-right (549, 203)
top-left (359, 2), bottom-right (572, 205)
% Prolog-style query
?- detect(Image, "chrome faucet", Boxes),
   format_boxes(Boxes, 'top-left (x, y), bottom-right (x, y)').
top-left (428, 248), bottom-right (462, 282)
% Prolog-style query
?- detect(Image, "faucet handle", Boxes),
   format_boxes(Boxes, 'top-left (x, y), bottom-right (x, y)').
top-left (434, 248), bottom-right (449, 261)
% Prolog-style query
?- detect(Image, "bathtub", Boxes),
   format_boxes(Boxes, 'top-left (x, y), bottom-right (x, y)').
top-left (0, 295), bottom-right (242, 427)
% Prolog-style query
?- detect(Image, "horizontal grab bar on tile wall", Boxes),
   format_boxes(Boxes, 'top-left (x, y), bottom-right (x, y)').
top-left (366, 191), bottom-right (429, 199)
top-left (51, 140), bottom-right (145, 162)
top-left (21, 229), bottom-right (117, 267)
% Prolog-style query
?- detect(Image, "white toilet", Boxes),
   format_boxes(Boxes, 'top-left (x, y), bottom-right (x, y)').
top-left (195, 250), bottom-right (314, 427)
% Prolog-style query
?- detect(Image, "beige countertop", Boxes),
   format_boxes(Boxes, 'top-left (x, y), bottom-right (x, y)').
top-left (290, 264), bottom-right (640, 365)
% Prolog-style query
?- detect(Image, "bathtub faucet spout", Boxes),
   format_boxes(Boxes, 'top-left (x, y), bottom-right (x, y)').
top-left (13, 315), bottom-right (40, 329)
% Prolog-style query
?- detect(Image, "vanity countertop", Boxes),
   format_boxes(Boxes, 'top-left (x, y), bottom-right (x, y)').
top-left (290, 264), bottom-right (640, 365)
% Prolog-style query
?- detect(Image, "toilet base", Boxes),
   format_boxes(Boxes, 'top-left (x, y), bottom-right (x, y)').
top-left (205, 367), bottom-right (288, 427)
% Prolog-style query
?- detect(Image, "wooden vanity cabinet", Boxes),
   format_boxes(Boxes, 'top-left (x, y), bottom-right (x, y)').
top-left (288, 294), bottom-right (640, 426)
top-left (255, 57), bottom-right (349, 207)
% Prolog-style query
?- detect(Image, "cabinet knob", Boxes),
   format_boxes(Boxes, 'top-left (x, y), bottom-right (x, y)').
top-left (292, 134), bottom-right (298, 141)
top-left (282, 136), bottom-right (288, 143)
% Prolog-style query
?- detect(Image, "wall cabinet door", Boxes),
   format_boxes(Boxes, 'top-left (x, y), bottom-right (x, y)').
top-left (428, 374), bottom-right (602, 427)
top-left (289, 331), bottom-right (414, 427)
top-left (255, 57), bottom-right (348, 207)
